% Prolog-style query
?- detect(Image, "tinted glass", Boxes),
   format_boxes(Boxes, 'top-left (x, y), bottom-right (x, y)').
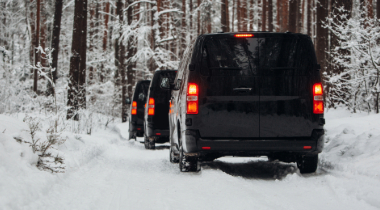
top-left (200, 36), bottom-right (315, 76)
top-left (200, 37), bottom-right (259, 76)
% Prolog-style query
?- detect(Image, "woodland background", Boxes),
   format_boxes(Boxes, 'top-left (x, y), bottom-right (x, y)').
top-left (1, 0), bottom-right (380, 129)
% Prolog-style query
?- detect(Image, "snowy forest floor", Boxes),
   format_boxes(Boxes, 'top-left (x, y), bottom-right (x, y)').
top-left (1, 109), bottom-right (380, 210)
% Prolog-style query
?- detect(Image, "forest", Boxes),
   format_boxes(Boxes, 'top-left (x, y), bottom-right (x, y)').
top-left (1, 0), bottom-right (380, 127)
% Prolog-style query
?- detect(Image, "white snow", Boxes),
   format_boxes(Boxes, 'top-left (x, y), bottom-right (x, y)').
top-left (1, 109), bottom-right (380, 209)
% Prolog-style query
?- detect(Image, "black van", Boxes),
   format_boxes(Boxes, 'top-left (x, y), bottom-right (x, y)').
top-left (168, 32), bottom-right (325, 173)
top-left (143, 70), bottom-right (177, 149)
top-left (128, 80), bottom-right (151, 140)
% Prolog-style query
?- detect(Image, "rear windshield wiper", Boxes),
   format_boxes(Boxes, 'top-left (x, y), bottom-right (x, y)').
top-left (209, 67), bottom-right (243, 70)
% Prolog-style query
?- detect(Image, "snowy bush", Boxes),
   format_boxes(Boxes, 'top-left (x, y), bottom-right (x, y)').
top-left (325, 7), bottom-right (380, 113)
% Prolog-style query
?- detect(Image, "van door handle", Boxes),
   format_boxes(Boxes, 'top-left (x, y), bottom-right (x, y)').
top-left (233, 88), bottom-right (252, 91)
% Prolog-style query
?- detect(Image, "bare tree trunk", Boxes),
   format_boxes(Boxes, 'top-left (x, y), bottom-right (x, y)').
top-left (88, 0), bottom-right (95, 84)
top-left (377, 0), bottom-right (380, 19)
top-left (48, 0), bottom-right (63, 95)
top-left (116, 0), bottom-right (127, 122)
top-left (289, 0), bottom-right (297, 32)
top-left (29, 0), bottom-right (36, 70)
top-left (281, 0), bottom-right (288, 32)
top-left (296, 0), bottom-right (302, 33)
top-left (190, 0), bottom-right (193, 39)
top-left (262, 0), bottom-right (267, 31)
top-left (33, 0), bottom-right (41, 93)
top-left (79, 0), bottom-right (87, 110)
top-left (307, 0), bottom-right (312, 36)
top-left (103, 0), bottom-right (110, 52)
top-left (126, 0), bottom-right (135, 99)
top-left (241, 0), bottom-right (246, 31)
top-left (40, 0), bottom-right (47, 67)
top-left (221, 0), bottom-right (228, 32)
top-left (268, 0), bottom-right (273, 31)
top-left (67, 0), bottom-right (87, 120)
top-left (207, 0), bottom-right (212, 33)
top-left (316, 0), bottom-right (328, 74)
top-left (198, 0), bottom-right (201, 34)
top-left (180, 0), bottom-right (186, 57)
top-left (250, 0), bottom-right (255, 30)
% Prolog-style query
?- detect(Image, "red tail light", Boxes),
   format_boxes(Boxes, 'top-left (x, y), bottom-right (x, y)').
top-left (234, 34), bottom-right (254, 38)
top-left (202, 147), bottom-right (211, 150)
top-left (187, 83), bottom-right (198, 114)
top-left (304, 146), bottom-right (312, 150)
top-left (313, 83), bottom-right (324, 114)
top-left (148, 98), bottom-right (155, 116)
top-left (131, 101), bottom-right (137, 115)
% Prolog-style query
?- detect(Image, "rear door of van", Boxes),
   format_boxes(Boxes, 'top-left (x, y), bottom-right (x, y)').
top-left (197, 35), bottom-right (260, 138)
top-left (258, 34), bottom-right (316, 138)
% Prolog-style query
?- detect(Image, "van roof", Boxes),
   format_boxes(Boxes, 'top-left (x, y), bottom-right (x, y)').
top-left (201, 31), bottom-right (309, 38)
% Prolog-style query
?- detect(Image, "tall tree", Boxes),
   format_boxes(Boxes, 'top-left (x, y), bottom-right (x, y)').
top-left (221, 0), bottom-right (228, 32)
top-left (241, 0), bottom-right (247, 31)
top-left (33, 0), bottom-right (41, 93)
top-left (377, 0), bottom-right (380, 19)
top-left (126, 0), bottom-right (135, 100)
top-left (289, 0), bottom-right (297, 32)
top-left (103, 0), bottom-right (110, 52)
top-left (48, 0), bottom-right (63, 95)
top-left (116, 0), bottom-right (126, 122)
top-left (281, 0), bottom-right (289, 32)
top-left (268, 0), bottom-right (273, 31)
top-left (67, 0), bottom-right (87, 119)
top-left (316, 0), bottom-right (328, 73)
top-left (262, 0), bottom-right (267, 31)
top-left (307, 0), bottom-right (312, 36)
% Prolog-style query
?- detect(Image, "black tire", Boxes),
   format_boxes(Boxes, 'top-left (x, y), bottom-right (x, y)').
top-left (297, 154), bottom-right (318, 174)
top-left (170, 147), bottom-right (179, 163)
top-left (179, 146), bottom-right (200, 172)
top-left (144, 135), bottom-right (155, 150)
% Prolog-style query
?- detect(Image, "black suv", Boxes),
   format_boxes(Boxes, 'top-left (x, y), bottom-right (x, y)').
top-left (168, 32), bottom-right (325, 173)
top-left (143, 70), bottom-right (177, 149)
top-left (128, 80), bottom-right (151, 140)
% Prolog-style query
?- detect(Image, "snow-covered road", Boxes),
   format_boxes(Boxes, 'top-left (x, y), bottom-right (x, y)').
top-left (1, 109), bottom-right (380, 209)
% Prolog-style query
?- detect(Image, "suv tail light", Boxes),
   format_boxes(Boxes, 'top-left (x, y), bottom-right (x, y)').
top-left (187, 83), bottom-right (198, 114)
top-left (148, 98), bottom-right (155, 116)
top-left (131, 101), bottom-right (137, 115)
top-left (234, 34), bottom-right (254, 38)
top-left (313, 83), bottom-right (324, 114)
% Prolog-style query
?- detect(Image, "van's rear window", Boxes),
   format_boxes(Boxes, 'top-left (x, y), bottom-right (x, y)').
top-left (200, 36), bottom-right (316, 76)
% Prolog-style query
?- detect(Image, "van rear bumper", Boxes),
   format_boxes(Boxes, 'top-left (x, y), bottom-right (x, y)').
top-left (183, 129), bottom-right (325, 155)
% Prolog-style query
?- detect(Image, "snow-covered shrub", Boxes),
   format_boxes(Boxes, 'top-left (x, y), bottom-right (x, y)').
top-left (325, 7), bottom-right (380, 113)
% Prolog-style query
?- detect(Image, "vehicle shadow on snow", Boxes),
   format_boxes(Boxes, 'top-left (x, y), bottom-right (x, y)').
top-left (202, 160), bottom-right (299, 180)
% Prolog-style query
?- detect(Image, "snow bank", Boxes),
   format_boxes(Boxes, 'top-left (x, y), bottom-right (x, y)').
top-left (321, 109), bottom-right (380, 177)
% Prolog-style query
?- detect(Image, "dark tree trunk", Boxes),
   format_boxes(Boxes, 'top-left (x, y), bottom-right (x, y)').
top-left (268, 0), bottom-right (273, 31)
top-left (67, 0), bottom-right (87, 120)
top-left (262, 0), bottom-right (266, 31)
top-left (48, 0), bottom-right (63, 95)
top-left (116, 0), bottom-right (127, 122)
top-left (103, 1), bottom-right (110, 52)
top-left (241, 0), bottom-right (246, 31)
top-left (180, 0), bottom-right (186, 57)
top-left (40, 0), bottom-right (47, 68)
top-left (250, 0), bottom-right (255, 30)
top-left (316, 0), bottom-right (328, 74)
top-left (377, 0), bottom-right (380, 19)
top-left (221, 0), bottom-right (227, 32)
top-left (281, 0), bottom-right (288, 32)
top-left (289, 0), bottom-right (297, 32)
top-left (29, 0), bottom-right (36, 72)
top-left (307, 0), bottom-right (312, 36)
top-left (33, 0), bottom-right (41, 93)
top-left (296, 0), bottom-right (302, 33)
top-left (126, 0), bottom-right (135, 99)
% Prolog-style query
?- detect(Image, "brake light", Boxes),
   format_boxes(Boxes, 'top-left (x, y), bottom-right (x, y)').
top-left (313, 83), bottom-right (324, 114)
top-left (187, 83), bottom-right (198, 114)
top-left (202, 147), bottom-right (211, 150)
top-left (304, 146), bottom-right (312, 150)
top-left (148, 98), bottom-right (155, 116)
top-left (131, 101), bottom-right (137, 115)
top-left (234, 34), bottom-right (254, 38)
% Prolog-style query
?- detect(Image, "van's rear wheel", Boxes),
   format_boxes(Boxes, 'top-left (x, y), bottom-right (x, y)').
top-left (179, 146), bottom-right (200, 172)
top-left (297, 154), bottom-right (318, 174)
top-left (144, 135), bottom-right (155, 149)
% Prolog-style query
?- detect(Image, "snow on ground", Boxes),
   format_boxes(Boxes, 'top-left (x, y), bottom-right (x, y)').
top-left (1, 109), bottom-right (380, 210)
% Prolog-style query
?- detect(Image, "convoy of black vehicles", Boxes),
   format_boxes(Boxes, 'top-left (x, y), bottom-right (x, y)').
top-left (143, 70), bottom-right (177, 149)
top-left (129, 32), bottom-right (325, 174)
top-left (128, 80), bottom-right (150, 140)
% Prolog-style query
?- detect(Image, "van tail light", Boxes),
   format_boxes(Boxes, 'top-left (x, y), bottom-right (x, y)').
top-left (313, 83), bottom-right (324, 114)
top-left (187, 83), bottom-right (198, 114)
top-left (131, 101), bottom-right (137, 115)
top-left (148, 98), bottom-right (155, 116)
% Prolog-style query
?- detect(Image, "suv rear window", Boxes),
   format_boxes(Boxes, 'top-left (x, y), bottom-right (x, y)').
top-left (200, 35), bottom-right (316, 76)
